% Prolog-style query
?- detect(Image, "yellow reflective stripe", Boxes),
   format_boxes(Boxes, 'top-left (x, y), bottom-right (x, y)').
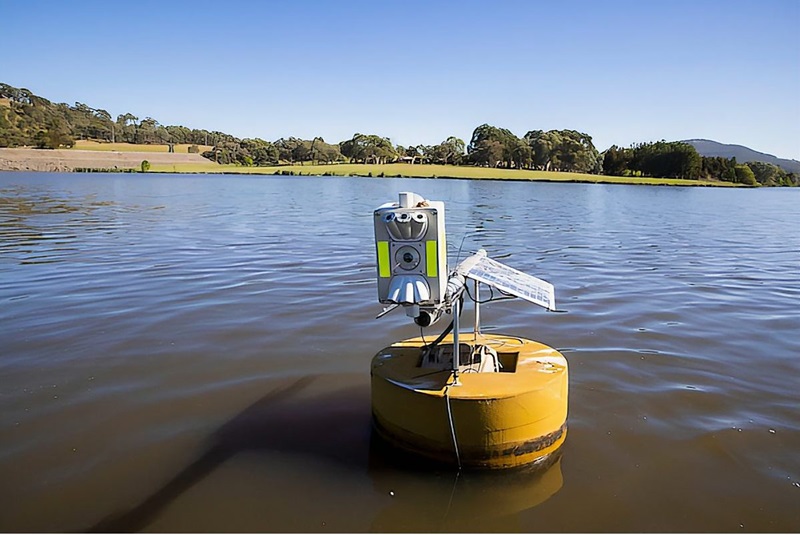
top-left (426, 240), bottom-right (437, 278)
top-left (377, 241), bottom-right (391, 277)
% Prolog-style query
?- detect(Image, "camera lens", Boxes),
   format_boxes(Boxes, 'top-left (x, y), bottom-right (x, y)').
top-left (395, 245), bottom-right (421, 270)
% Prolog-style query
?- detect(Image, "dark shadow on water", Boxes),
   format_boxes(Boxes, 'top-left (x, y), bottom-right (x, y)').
top-left (87, 374), bottom-right (563, 532)
top-left (88, 375), bottom-right (371, 532)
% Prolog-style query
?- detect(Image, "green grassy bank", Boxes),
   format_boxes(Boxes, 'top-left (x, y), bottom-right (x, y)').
top-left (57, 143), bottom-right (737, 186)
top-left (148, 161), bottom-right (738, 187)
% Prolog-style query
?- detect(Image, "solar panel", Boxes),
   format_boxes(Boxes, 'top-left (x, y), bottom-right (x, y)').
top-left (463, 256), bottom-right (556, 311)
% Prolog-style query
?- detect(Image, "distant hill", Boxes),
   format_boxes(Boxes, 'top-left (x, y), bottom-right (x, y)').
top-left (682, 139), bottom-right (800, 174)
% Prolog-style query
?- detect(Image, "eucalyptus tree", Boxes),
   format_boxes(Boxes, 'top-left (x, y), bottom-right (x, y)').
top-left (116, 113), bottom-right (139, 143)
top-left (274, 137), bottom-right (308, 164)
top-left (430, 136), bottom-right (465, 165)
top-left (340, 133), bottom-right (397, 164)
top-left (137, 117), bottom-right (162, 144)
top-left (630, 141), bottom-right (701, 179)
top-left (165, 125), bottom-right (191, 144)
top-left (602, 145), bottom-right (633, 176)
top-left (525, 129), bottom-right (601, 173)
top-left (468, 124), bottom-right (523, 168)
top-left (744, 161), bottom-right (789, 186)
top-left (241, 138), bottom-right (279, 165)
top-left (733, 164), bottom-right (757, 185)
top-left (400, 144), bottom-right (432, 164)
top-left (309, 137), bottom-right (343, 164)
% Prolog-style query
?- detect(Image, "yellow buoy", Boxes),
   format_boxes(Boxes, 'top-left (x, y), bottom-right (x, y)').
top-left (371, 333), bottom-right (568, 469)
top-left (370, 192), bottom-right (568, 469)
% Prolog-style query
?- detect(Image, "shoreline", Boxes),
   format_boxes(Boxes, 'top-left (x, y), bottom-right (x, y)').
top-left (0, 147), bottom-right (742, 187)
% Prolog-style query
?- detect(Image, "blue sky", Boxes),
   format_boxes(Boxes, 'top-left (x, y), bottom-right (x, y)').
top-left (3, 0), bottom-right (799, 159)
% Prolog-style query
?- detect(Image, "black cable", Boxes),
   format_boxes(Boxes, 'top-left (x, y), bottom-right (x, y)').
top-left (464, 282), bottom-right (493, 304)
top-left (423, 319), bottom-right (454, 353)
top-left (464, 282), bottom-right (517, 305)
top-left (452, 234), bottom-right (469, 269)
top-left (420, 296), bottom-right (466, 361)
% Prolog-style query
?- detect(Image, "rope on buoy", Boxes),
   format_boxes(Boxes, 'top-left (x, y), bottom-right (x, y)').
top-left (444, 383), bottom-right (462, 470)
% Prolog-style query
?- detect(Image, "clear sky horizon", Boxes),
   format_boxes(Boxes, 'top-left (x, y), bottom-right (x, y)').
top-left (3, 0), bottom-right (799, 159)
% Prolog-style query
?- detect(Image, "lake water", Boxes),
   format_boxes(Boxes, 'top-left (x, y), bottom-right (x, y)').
top-left (1, 172), bottom-right (798, 532)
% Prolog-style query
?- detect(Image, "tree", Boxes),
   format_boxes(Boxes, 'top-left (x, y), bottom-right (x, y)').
top-left (339, 133), bottom-right (397, 164)
top-left (91, 108), bottom-right (113, 141)
top-left (33, 119), bottom-right (74, 149)
top-left (138, 117), bottom-right (160, 144)
top-left (745, 161), bottom-right (787, 186)
top-left (734, 164), bottom-right (757, 186)
top-left (241, 138), bottom-right (279, 165)
top-left (629, 141), bottom-right (701, 179)
top-left (430, 136), bottom-right (465, 165)
top-left (165, 125), bottom-right (191, 144)
top-left (117, 113), bottom-right (139, 143)
top-left (701, 156), bottom-right (736, 181)
top-left (468, 124), bottom-right (523, 168)
top-left (404, 145), bottom-right (419, 164)
top-left (524, 130), bottom-right (560, 170)
top-left (469, 139), bottom-right (504, 167)
top-left (602, 145), bottom-right (633, 176)
top-left (510, 137), bottom-right (532, 169)
top-left (525, 129), bottom-right (601, 173)
top-left (308, 137), bottom-right (342, 164)
top-left (274, 137), bottom-right (307, 164)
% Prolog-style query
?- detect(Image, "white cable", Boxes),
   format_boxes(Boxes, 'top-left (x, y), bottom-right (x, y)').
top-left (444, 384), bottom-right (462, 469)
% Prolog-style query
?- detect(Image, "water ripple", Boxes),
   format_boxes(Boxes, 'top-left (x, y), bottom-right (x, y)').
top-left (1, 175), bottom-right (799, 531)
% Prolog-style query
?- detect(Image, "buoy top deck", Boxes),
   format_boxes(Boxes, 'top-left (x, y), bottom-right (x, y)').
top-left (372, 333), bottom-right (567, 400)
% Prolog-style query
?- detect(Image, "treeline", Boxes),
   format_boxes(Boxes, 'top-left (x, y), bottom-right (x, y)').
top-left (207, 127), bottom-right (605, 173)
top-left (1, 82), bottom-right (796, 186)
top-left (603, 142), bottom-right (797, 186)
top-left (467, 125), bottom-right (603, 173)
top-left (0, 83), bottom-right (236, 149)
top-left (205, 133), bottom-right (468, 167)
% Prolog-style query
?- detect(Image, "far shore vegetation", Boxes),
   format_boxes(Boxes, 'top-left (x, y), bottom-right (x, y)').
top-left (1, 82), bottom-right (797, 187)
top-left (142, 159), bottom-right (736, 187)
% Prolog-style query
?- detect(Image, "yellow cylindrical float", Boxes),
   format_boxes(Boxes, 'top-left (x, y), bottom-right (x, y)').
top-left (371, 333), bottom-right (568, 469)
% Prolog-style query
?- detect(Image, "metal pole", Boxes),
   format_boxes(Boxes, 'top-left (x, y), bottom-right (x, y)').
top-left (473, 279), bottom-right (480, 342)
top-left (452, 297), bottom-right (460, 385)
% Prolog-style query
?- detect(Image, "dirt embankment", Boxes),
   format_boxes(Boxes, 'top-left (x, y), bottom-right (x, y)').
top-left (0, 148), bottom-right (211, 171)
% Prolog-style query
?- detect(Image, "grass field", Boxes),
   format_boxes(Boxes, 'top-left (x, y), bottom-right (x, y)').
top-left (62, 141), bottom-right (738, 186)
top-left (147, 161), bottom-right (738, 187)
top-left (72, 140), bottom-right (214, 154)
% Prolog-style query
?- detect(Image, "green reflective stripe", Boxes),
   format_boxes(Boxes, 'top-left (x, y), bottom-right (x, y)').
top-left (377, 241), bottom-right (391, 277)
top-left (426, 240), bottom-right (438, 278)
